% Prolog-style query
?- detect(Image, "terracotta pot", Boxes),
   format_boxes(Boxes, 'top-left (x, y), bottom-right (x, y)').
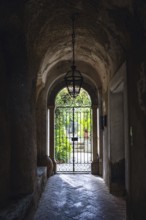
top-left (38, 155), bottom-right (53, 177)
top-left (46, 156), bottom-right (53, 177)
top-left (52, 158), bottom-right (57, 174)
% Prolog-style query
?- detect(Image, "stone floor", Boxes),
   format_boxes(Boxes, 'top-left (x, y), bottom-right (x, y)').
top-left (34, 174), bottom-right (126, 220)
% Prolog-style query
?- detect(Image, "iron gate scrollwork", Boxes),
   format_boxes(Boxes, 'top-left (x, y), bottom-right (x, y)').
top-left (55, 106), bottom-right (92, 172)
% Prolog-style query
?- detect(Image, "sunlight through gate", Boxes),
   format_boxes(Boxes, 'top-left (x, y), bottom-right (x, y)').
top-left (55, 106), bottom-right (92, 172)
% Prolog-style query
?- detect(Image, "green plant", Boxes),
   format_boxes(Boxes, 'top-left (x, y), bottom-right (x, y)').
top-left (55, 88), bottom-right (91, 162)
top-left (55, 108), bottom-right (72, 162)
top-left (55, 137), bottom-right (72, 163)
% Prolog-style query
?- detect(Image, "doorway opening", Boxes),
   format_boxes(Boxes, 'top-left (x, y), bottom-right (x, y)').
top-left (109, 80), bottom-right (126, 195)
top-left (55, 88), bottom-right (92, 173)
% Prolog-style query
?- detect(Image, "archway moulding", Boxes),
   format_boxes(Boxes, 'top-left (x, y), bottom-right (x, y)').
top-left (36, 59), bottom-right (106, 102)
top-left (47, 78), bottom-right (98, 107)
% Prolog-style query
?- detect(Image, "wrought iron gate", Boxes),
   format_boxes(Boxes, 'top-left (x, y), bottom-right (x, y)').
top-left (55, 106), bottom-right (92, 172)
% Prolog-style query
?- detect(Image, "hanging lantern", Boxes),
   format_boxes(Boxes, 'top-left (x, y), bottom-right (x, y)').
top-left (64, 14), bottom-right (83, 98)
top-left (65, 65), bottom-right (83, 98)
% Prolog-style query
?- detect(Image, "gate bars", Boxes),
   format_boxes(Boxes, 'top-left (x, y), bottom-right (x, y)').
top-left (55, 106), bottom-right (92, 172)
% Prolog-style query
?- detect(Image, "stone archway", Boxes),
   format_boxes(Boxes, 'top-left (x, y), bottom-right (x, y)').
top-left (37, 58), bottom-right (102, 177)
top-left (47, 79), bottom-right (101, 175)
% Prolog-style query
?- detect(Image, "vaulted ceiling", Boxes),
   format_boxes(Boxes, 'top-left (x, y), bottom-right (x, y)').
top-left (24, 1), bottom-right (132, 95)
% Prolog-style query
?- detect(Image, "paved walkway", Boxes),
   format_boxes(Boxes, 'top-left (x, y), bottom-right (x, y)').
top-left (34, 174), bottom-right (126, 220)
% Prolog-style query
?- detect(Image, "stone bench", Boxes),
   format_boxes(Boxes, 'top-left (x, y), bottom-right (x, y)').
top-left (0, 194), bottom-right (33, 220)
top-left (0, 167), bottom-right (47, 220)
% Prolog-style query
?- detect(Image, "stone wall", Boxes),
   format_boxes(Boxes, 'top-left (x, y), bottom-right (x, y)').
top-left (0, 2), bottom-right (37, 206)
top-left (0, 52), bottom-right (11, 207)
top-left (127, 52), bottom-right (146, 219)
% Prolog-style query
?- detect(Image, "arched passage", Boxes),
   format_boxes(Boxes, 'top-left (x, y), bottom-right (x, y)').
top-left (33, 0), bottom-right (129, 204)
top-left (46, 80), bottom-right (101, 175)
top-left (36, 58), bottom-right (104, 175)
top-left (2, 1), bottom-right (146, 219)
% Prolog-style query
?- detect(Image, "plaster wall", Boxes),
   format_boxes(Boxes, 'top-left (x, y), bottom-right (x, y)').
top-left (36, 89), bottom-right (48, 159)
top-left (104, 63), bottom-right (127, 195)
top-left (103, 127), bottom-right (109, 186)
top-left (110, 92), bottom-right (124, 162)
